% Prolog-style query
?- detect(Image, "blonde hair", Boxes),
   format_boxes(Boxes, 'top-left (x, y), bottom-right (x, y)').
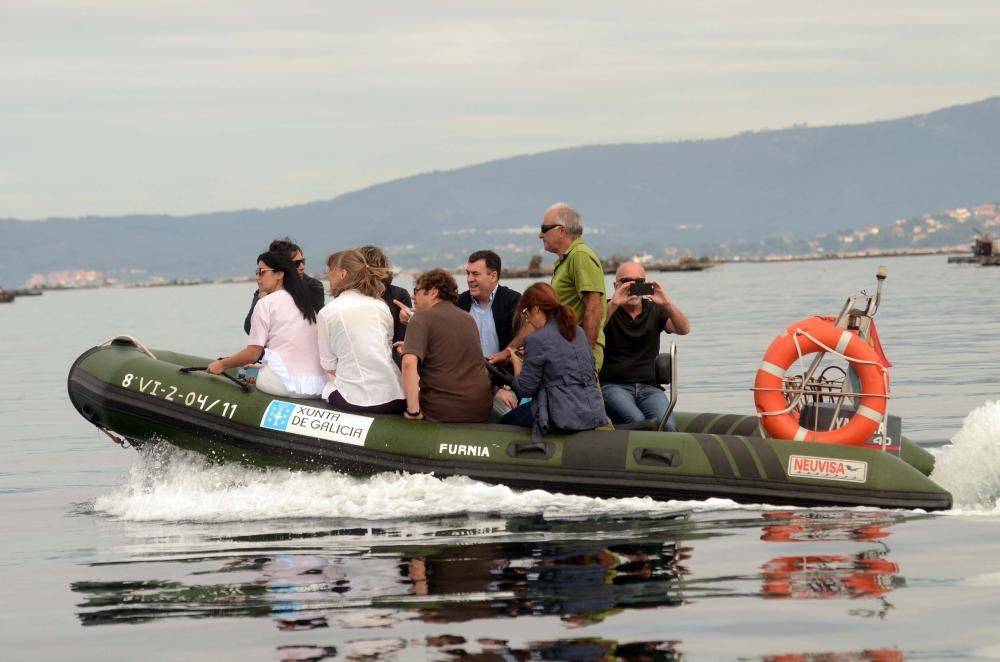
top-left (358, 245), bottom-right (394, 285)
top-left (326, 249), bottom-right (389, 299)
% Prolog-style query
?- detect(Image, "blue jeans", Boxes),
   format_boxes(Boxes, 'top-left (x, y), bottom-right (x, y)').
top-left (601, 382), bottom-right (677, 431)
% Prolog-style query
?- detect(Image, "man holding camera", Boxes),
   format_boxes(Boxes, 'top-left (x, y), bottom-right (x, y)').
top-left (600, 261), bottom-right (691, 429)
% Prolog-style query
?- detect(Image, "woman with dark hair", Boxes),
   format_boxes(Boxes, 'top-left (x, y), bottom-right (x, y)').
top-left (499, 283), bottom-right (607, 439)
top-left (242, 237), bottom-right (325, 334)
top-left (208, 251), bottom-right (326, 398)
top-left (317, 250), bottom-right (406, 414)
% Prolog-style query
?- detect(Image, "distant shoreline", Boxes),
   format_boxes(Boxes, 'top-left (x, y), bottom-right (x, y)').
top-left (720, 246), bottom-right (967, 264)
top-left (19, 247), bottom-right (973, 292)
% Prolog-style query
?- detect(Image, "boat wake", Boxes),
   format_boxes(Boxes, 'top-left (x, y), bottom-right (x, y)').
top-left (92, 445), bottom-right (716, 523)
top-left (931, 400), bottom-right (1000, 514)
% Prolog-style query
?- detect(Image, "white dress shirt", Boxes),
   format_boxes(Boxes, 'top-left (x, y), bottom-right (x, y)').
top-left (317, 290), bottom-right (405, 406)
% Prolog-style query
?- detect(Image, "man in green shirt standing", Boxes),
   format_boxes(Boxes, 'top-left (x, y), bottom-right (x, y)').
top-left (489, 202), bottom-right (607, 371)
top-left (540, 202), bottom-right (608, 371)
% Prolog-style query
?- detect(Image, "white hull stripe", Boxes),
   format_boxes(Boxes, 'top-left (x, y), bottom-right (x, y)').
top-left (836, 331), bottom-right (852, 355)
top-left (856, 404), bottom-right (884, 423)
top-left (759, 361), bottom-right (785, 378)
top-left (793, 427), bottom-right (810, 441)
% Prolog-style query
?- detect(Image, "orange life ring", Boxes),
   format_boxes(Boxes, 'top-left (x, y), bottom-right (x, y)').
top-left (785, 315), bottom-right (836, 334)
top-left (754, 322), bottom-right (887, 445)
top-left (784, 315), bottom-right (892, 392)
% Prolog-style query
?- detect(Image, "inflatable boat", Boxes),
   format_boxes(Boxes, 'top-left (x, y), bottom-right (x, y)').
top-left (67, 336), bottom-right (952, 511)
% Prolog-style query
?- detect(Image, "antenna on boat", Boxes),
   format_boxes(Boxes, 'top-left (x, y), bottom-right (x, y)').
top-left (791, 265), bottom-right (888, 399)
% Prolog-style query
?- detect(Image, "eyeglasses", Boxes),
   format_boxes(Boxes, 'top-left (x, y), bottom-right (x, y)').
top-left (293, 258), bottom-right (305, 268)
top-left (412, 286), bottom-right (423, 295)
top-left (540, 223), bottom-right (563, 234)
top-left (255, 268), bottom-right (278, 278)
top-left (617, 277), bottom-right (645, 284)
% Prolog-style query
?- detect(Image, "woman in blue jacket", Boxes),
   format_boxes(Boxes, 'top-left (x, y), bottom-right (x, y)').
top-left (500, 283), bottom-right (607, 440)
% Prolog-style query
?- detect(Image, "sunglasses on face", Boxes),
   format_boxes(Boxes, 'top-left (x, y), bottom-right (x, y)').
top-left (617, 277), bottom-right (645, 284)
top-left (255, 268), bottom-right (278, 277)
top-left (539, 223), bottom-right (563, 234)
top-left (293, 258), bottom-right (305, 267)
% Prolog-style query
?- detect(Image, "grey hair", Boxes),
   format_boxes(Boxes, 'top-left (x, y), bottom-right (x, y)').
top-left (546, 202), bottom-right (583, 238)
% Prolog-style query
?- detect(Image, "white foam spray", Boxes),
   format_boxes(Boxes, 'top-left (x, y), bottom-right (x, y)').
top-left (92, 445), bottom-right (712, 522)
top-left (931, 400), bottom-right (1000, 513)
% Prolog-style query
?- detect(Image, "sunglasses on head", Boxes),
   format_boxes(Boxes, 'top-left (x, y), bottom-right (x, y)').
top-left (540, 223), bottom-right (562, 234)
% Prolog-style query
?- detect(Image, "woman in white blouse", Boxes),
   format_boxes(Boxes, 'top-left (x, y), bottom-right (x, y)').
top-left (208, 251), bottom-right (326, 398)
top-left (318, 249), bottom-right (406, 414)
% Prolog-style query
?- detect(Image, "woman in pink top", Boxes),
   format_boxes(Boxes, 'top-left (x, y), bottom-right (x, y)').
top-left (208, 251), bottom-right (326, 398)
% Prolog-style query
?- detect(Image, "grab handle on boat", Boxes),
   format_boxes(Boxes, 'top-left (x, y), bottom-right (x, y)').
top-left (179, 366), bottom-right (252, 393)
top-left (506, 440), bottom-right (556, 460)
top-left (633, 447), bottom-right (682, 468)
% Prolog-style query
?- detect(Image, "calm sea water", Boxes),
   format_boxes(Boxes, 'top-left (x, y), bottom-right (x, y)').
top-left (2, 255), bottom-right (999, 660)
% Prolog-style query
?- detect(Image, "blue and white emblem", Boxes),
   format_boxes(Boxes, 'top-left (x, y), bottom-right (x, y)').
top-left (261, 401), bottom-right (296, 431)
top-left (259, 400), bottom-right (374, 446)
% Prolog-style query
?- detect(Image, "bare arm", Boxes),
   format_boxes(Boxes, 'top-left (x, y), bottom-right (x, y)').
top-left (207, 345), bottom-right (264, 374)
top-left (488, 326), bottom-right (529, 365)
top-left (604, 280), bottom-right (632, 324)
top-left (401, 353), bottom-right (423, 419)
top-left (581, 291), bottom-right (603, 349)
top-left (650, 281), bottom-right (691, 335)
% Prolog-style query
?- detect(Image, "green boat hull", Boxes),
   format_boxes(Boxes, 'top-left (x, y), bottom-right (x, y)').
top-left (67, 338), bottom-right (952, 510)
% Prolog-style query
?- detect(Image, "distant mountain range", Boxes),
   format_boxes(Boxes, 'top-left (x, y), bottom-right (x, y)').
top-left (3, 97), bottom-right (999, 287)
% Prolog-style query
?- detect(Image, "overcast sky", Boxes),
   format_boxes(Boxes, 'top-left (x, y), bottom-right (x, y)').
top-left (3, 1), bottom-right (999, 220)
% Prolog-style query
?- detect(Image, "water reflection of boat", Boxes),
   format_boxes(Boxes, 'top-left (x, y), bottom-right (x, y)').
top-left (760, 511), bottom-right (895, 543)
top-left (761, 552), bottom-right (900, 600)
top-left (68, 507), bottom-right (912, 660)
top-left (758, 510), bottom-right (902, 619)
top-left (71, 517), bottom-right (690, 633)
top-left (764, 648), bottom-right (904, 662)
top-left (405, 538), bottom-right (688, 625)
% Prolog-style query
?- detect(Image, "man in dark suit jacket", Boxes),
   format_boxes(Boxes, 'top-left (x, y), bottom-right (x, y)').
top-left (457, 250), bottom-right (522, 356)
top-left (243, 237), bottom-right (325, 334)
top-left (456, 250), bottom-right (521, 410)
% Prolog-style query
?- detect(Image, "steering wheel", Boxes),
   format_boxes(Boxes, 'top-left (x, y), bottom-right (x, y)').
top-left (484, 360), bottom-right (515, 387)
